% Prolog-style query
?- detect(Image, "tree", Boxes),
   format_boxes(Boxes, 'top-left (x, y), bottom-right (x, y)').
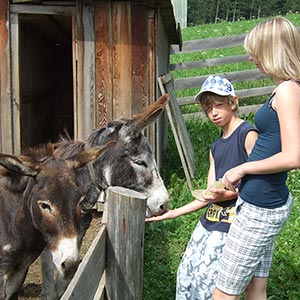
top-left (187, 0), bottom-right (299, 25)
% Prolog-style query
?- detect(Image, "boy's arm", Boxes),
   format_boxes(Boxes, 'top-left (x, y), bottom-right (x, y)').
top-left (244, 130), bottom-right (258, 155)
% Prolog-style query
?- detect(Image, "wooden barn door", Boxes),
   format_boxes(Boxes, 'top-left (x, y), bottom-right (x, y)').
top-left (7, 2), bottom-right (96, 154)
top-left (8, 5), bottom-right (76, 153)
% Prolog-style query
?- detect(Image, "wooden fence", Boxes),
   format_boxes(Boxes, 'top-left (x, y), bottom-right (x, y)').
top-left (61, 187), bottom-right (146, 300)
top-left (169, 31), bottom-right (277, 119)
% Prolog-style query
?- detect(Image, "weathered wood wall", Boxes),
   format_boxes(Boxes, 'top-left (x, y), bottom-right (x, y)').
top-left (0, 0), bottom-right (179, 157)
top-left (94, 2), bottom-right (156, 127)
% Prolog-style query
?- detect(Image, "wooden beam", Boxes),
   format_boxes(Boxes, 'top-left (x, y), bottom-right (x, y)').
top-left (10, 4), bottom-right (76, 15)
top-left (11, 0), bottom-right (41, 3)
top-left (158, 73), bottom-right (195, 189)
top-left (0, 0), bottom-right (13, 154)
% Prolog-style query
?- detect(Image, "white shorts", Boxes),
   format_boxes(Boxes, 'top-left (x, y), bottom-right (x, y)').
top-left (176, 221), bottom-right (228, 300)
top-left (215, 194), bottom-right (293, 295)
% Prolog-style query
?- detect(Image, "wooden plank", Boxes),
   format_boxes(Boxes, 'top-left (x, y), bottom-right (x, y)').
top-left (171, 27), bottom-right (300, 55)
top-left (95, 1), bottom-right (113, 127)
top-left (74, 0), bottom-right (95, 140)
top-left (155, 10), bottom-right (171, 169)
top-left (183, 104), bottom-right (263, 121)
top-left (105, 187), bottom-right (146, 300)
top-left (169, 54), bottom-right (249, 71)
top-left (147, 9), bottom-right (156, 156)
top-left (10, 4), bottom-right (76, 15)
top-left (177, 86), bottom-right (275, 106)
top-left (61, 226), bottom-right (107, 300)
top-left (170, 33), bottom-right (245, 54)
top-left (0, 0), bottom-right (13, 154)
top-left (163, 77), bottom-right (195, 176)
top-left (71, 14), bottom-right (78, 139)
top-left (11, 0), bottom-right (40, 3)
top-left (112, 2), bottom-right (132, 118)
top-left (92, 271), bottom-right (106, 300)
top-left (174, 69), bottom-right (267, 91)
top-left (10, 13), bottom-right (21, 154)
top-left (158, 74), bottom-right (194, 189)
top-left (236, 86), bottom-right (274, 99)
top-left (131, 4), bottom-right (148, 115)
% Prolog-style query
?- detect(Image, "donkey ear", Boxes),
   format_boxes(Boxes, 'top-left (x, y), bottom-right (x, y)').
top-left (0, 153), bottom-right (40, 177)
top-left (130, 94), bottom-right (169, 135)
top-left (70, 140), bottom-right (116, 169)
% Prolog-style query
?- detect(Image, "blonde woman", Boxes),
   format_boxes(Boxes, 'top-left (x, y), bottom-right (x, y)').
top-left (213, 17), bottom-right (300, 300)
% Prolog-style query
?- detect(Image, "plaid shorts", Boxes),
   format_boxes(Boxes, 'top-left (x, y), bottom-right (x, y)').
top-left (215, 194), bottom-right (293, 295)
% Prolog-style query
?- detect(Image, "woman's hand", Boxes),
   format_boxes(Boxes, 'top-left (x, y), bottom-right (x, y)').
top-left (222, 164), bottom-right (246, 191)
top-left (202, 188), bottom-right (228, 201)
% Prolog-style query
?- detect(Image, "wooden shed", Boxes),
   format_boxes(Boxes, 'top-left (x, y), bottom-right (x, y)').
top-left (0, 0), bottom-right (181, 157)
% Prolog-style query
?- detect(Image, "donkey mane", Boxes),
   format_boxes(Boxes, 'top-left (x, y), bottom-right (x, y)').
top-left (54, 121), bottom-right (125, 160)
top-left (22, 143), bottom-right (56, 161)
top-left (54, 138), bottom-right (86, 159)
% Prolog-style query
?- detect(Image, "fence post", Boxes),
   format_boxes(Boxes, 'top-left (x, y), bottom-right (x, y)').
top-left (105, 186), bottom-right (146, 300)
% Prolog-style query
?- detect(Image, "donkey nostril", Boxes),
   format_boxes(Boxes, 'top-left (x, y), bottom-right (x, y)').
top-left (61, 259), bottom-right (80, 279)
top-left (160, 203), bottom-right (168, 212)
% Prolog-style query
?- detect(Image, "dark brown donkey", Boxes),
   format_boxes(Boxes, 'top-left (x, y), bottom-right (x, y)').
top-left (0, 143), bottom-right (113, 300)
top-left (40, 94), bottom-right (170, 299)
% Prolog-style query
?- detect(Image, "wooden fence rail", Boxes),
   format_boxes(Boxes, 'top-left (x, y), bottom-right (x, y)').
top-left (170, 33), bottom-right (272, 107)
top-left (169, 27), bottom-right (300, 111)
top-left (61, 187), bottom-right (146, 300)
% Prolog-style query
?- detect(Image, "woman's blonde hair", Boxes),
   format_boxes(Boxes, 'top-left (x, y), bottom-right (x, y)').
top-left (244, 17), bottom-right (300, 80)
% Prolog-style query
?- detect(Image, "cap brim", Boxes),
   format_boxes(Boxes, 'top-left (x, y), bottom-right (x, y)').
top-left (194, 91), bottom-right (203, 102)
top-left (194, 89), bottom-right (235, 102)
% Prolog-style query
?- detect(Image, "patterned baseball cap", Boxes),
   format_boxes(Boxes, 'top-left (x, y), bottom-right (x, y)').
top-left (194, 75), bottom-right (235, 102)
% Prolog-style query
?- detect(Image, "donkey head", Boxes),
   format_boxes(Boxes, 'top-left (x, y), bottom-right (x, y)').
top-left (88, 94), bottom-right (170, 217)
top-left (0, 143), bottom-right (113, 278)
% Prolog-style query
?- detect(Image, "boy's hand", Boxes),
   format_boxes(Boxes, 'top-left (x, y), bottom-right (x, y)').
top-left (145, 210), bottom-right (175, 222)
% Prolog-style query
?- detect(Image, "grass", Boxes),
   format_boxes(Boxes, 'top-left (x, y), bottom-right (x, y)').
top-left (143, 13), bottom-right (300, 300)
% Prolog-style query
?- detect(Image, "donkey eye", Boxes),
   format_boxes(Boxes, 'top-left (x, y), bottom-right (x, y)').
top-left (38, 201), bottom-right (54, 215)
top-left (134, 160), bottom-right (147, 168)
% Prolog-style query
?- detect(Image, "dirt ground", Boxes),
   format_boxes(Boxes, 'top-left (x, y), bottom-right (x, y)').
top-left (19, 211), bottom-right (103, 300)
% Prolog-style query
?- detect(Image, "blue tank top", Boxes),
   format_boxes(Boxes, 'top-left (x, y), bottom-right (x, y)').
top-left (201, 121), bottom-right (258, 232)
top-left (239, 94), bottom-right (289, 208)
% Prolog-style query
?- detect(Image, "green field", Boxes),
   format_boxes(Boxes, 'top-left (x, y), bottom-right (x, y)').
top-left (143, 13), bottom-right (300, 300)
